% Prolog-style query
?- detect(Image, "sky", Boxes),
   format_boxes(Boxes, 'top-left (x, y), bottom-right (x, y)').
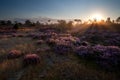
top-left (0, 0), bottom-right (120, 20)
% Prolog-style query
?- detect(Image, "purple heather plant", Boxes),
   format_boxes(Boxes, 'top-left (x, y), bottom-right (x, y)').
top-left (23, 54), bottom-right (40, 66)
top-left (7, 50), bottom-right (22, 59)
top-left (75, 44), bottom-right (120, 70)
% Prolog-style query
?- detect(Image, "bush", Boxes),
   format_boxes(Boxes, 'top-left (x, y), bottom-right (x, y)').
top-left (36, 40), bottom-right (45, 45)
top-left (7, 50), bottom-right (22, 59)
top-left (23, 54), bottom-right (40, 66)
top-left (75, 45), bottom-right (120, 70)
top-left (13, 23), bottom-right (19, 30)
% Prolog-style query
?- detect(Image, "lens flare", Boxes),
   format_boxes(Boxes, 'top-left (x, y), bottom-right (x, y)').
top-left (91, 13), bottom-right (103, 21)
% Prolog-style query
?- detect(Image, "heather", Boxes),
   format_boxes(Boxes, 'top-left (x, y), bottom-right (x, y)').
top-left (0, 21), bottom-right (120, 80)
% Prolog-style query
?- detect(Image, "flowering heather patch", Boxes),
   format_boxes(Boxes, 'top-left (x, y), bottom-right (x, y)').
top-left (26, 33), bottom-right (38, 37)
top-left (75, 46), bottom-right (92, 58)
top-left (100, 31), bottom-right (120, 46)
top-left (75, 45), bottom-right (120, 70)
top-left (73, 41), bottom-right (90, 47)
top-left (12, 33), bottom-right (25, 37)
top-left (31, 32), bottom-right (57, 40)
top-left (32, 34), bottom-right (42, 39)
top-left (93, 45), bottom-right (120, 69)
top-left (81, 41), bottom-right (90, 46)
top-left (53, 43), bottom-right (73, 54)
top-left (47, 34), bottom-right (79, 46)
top-left (81, 29), bottom-right (120, 46)
top-left (48, 36), bottom-right (79, 54)
top-left (23, 54), bottom-right (40, 66)
top-left (7, 50), bottom-right (22, 59)
top-left (46, 33), bottom-right (92, 55)
top-left (46, 38), bottom-right (56, 46)
top-left (36, 40), bottom-right (45, 45)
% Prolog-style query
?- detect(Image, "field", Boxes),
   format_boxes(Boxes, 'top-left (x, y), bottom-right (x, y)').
top-left (0, 23), bottom-right (120, 80)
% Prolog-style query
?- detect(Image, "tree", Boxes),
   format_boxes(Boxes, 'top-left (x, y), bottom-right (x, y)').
top-left (31, 23), bottom-right (36, 26)
top-left (6, 20), bottom-right (12, 25)
top-left (18, 22), bottom-right (22, 26)
top-left (74, 19), bottom-right (82, 24)
top-left (106, 17), bottom-right (111, 23)
top-left (116, 17), bottom-right (120, 24)
top-left (93, 18), bottom-right (97, 22)
top-left (25, 20), bottom-right (32, 26)
top-left (112, 20), bottom-right (115, 23)
top-left (67, 21), bottom-right (73, 30)
top-left (48, 20), bottom-right (51, 22)
top-left (36, 21), bottom-right (40, 25)
top-left (13, 23), bottom-right (19, 30)
top-left (0, 20), bottom-right (6, 25)
top-left (57, 20), bottom-right (67, 32)
top-left (57, 20), bottom-right (67, 27)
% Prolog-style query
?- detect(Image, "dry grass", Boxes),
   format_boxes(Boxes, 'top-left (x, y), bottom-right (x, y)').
top-left (46, 61), bottom-right (119, 80)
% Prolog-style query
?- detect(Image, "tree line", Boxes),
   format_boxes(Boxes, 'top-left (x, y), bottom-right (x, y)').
top-left (0, 17), bottom-right (120, 30)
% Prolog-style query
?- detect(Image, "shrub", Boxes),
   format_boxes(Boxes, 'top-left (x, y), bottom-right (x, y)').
top-left (13, 23), bottom-right (19, 30)
top-left (36, 40), bottom-right (45, 45)
top-left (53, 43), bottom-right (73, 55)
top-left (75, 45), bottom-right (120, 70)
top-left (46, 38), bottom-right (56, 47)
top-left (75, 46), bottom-right (93, 59)
top-left (94, 45), bottom-right (120, 69)
top-left (7, 50), bottom-right (22, 59)
top-left (23, 54), bottom-right (40, 66)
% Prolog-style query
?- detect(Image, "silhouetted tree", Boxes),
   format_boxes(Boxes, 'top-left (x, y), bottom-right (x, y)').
top-left (0, 20), bottom-right (6, 25)
top-left (48, 20), bottom-right (51, 22)
top-left (116, 17), bottom-right (120, 24)
top-left (94, 18), bottom-right (97, 22)
top-left (18, 22), bottom-right (22, 26)
top-left (112, 20), bottom-right (115, 23)
top-left (106, 17), bottom-right (111, 23)
top-left (0, 20), bottom-right (1, 24)
top-left (57, 20), bottom-right (67, 31)
top-left (57, 20), bottom-right (67, 26)
top-left (36, 21), bottom-right (40, 25)
top-left (25, 20), bottom-right (32, 26)
top-left (6, 20), bottom-right (12, 25)
top-left (67, 21), bottom-right (73, 30)
top-left (14, 21), bottom-right (18, 24)
top-left (88, 19), bottom-right (92, 23)
top-left (13, 23), bottom-right (19, 30)
top-left (101, 19), bottom-right (105, 23)
top-left (74, 19), bottom-right (82, 24)
top-left (31, 23), bottom-right (36, 26)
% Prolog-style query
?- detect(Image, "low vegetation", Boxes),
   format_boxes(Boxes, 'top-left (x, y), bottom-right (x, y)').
top-left (0, 19), bottom-right (120, 80)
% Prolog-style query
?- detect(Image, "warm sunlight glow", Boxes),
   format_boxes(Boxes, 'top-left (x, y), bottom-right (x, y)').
top-left (91, 13), bottom-right (103, 21)
top-left (72, 21), bottom-right (77, 26)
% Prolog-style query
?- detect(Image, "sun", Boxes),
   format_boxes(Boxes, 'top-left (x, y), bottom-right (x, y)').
top-left (91, 13), bottom-right (103, 21)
